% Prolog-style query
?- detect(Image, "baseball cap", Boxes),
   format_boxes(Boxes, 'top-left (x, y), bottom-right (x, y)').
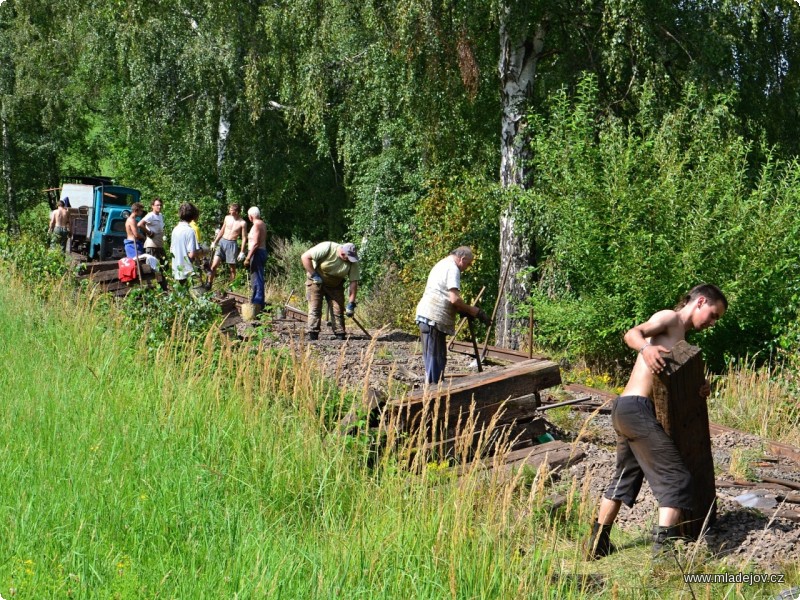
top-left (340, 242), bottom-right (359, 262)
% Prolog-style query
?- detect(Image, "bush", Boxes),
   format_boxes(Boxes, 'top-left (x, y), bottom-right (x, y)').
top-left (359, 265), bottom-right (417, 330)
top-left (517, 76), bottom-right (800, 370)
top-left (269, 236), bottom-right (312, 296)
top-left (347, 149), bottom-right (425, 290)
top-left (122, 285), bottom-right (221, 348)
top-left (0, 233), bottom-right (70, 293)
top-left (397, 174), bottom-right (503, 337)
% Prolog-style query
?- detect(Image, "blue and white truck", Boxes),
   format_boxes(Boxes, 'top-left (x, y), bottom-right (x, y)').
top-left (61, 176), bottom-right (142, 260)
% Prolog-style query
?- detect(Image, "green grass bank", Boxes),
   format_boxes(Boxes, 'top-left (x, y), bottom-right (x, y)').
top-left (0, 270), bottom-right (574, 598)
top-left (0, 268), bottom-right (796, 599)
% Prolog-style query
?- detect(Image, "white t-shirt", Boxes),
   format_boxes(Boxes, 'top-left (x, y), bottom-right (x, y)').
top-left (139, 212), bottom-right (165, 248)
top-left (415, 256), bottom-right (461, 335)
top-left (170, 221), bottom-right (199, 280)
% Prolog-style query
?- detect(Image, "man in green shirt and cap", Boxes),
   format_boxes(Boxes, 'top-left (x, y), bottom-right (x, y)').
top-left (301, 241), bottom-right (361, 340)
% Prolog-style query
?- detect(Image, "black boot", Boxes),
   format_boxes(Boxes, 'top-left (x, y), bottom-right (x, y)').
top-left (307, 331), bottom-right (319, 341)
top-left (584, 522), bottom-right (615, 560)
top-left (652, 525), bottom-right (683, 558)
top-left (334, 332), bottom-right (346, 340)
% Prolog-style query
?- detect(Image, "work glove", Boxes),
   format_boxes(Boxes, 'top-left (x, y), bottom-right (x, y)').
top-left (210, 241), bottom-right (217, 251)
top-left (145, 229), bottom-right (154, 238)
top-left (345, 301), bottom-right (356, 317)
top-left (476, 308), bottom-right (492, 326)
top-left (243, 258), bottom-right (250, 268)
top-left (309, 271), bottom-right (323, 284)
top-left (237, 251), bottom-right (246, 262)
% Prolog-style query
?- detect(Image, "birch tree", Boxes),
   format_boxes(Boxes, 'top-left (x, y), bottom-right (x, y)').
top-left (496, 4), bottom-right (547, 347)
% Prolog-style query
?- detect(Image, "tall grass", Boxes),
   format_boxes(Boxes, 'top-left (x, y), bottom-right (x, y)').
top-left (0, 269), bottom-right (577, 598)
top-left (710, 360), bottom-right (800, 446)
top-left (0, 267), bottom-right (795, 598)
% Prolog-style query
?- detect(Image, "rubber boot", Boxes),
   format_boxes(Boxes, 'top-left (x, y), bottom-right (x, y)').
top-left (652, 525), bottom-right (683, 559)
top-left (584, 523), bottom-right (615, 560)
top-left (307, 331), bottom-right (319, 341)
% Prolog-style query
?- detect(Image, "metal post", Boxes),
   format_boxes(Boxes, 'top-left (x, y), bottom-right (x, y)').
top-left (528, 306), bottom-right (534, 359)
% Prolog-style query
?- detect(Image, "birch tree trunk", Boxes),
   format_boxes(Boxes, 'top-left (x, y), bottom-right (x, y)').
top-left (1, 108), bottom-right (16, 234)
top-left (496, 12), bottom-right (546, 349)
top-left (216, 93), bottom-right (233, 212)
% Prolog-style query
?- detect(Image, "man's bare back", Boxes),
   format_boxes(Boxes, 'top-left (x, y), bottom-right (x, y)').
top-left (50, 206), bottom-right (69, 230)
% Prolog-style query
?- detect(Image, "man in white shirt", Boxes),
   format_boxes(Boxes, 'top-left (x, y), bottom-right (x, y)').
top-left (170, 203), bottom-right (200, 283)
top-left (415, 246), bottom-right (490, 383)
top-left (138, 198), bottom-right (166, 265)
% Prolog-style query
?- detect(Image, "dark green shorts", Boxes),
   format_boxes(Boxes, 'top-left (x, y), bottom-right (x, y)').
top-left (603, 395), bottom-right (692, 510)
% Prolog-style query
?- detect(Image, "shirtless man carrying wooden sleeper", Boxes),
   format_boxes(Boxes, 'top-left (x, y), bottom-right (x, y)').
top-left (585, 283), bottom-right (728, 560)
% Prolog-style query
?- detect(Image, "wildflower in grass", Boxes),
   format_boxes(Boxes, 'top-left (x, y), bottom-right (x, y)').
top-left (116, 556), bottom-right (131, 576)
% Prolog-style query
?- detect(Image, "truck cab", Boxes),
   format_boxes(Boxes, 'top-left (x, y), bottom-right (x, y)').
top-left (60, 177), bottom-right (142, 261)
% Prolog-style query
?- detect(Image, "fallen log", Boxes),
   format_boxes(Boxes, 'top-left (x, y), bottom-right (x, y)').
top-left (761, 476), bottom-right (800, 492)
top-left (709, 422), bottom-right (800, 467)
top-left (766, 508), bottom-right (800, 523)
top-left (715, 479), bottom-right (797, 492)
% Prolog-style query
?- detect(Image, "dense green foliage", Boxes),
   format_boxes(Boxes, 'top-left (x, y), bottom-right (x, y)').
top-left (2, 0), bottom-right (800, 367)
top-left (0, 233), bottom-right (69, 284)
top-left (0, 233), bottom-right (226, 352)
top-left (519, 78), bottom-right (800, 369)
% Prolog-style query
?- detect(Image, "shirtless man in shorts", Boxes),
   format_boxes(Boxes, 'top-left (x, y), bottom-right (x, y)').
top-left (207, 203), bottom-right (247, 288)
top-left (48, 200), bottom-right (70, 251)
top-left (585, 284), bottom-right (727, 559)
top-left (124, 203), bottom-right (146, 258)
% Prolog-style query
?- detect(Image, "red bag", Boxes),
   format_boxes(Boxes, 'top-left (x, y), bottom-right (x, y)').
top-left (118, 257), bottom-right (137, 282)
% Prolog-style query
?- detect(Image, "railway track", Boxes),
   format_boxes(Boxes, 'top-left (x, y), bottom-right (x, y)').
top-left (216, 293), bottom-right (800, 467)
top-left (182, 290), bottom-right (800, 566)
